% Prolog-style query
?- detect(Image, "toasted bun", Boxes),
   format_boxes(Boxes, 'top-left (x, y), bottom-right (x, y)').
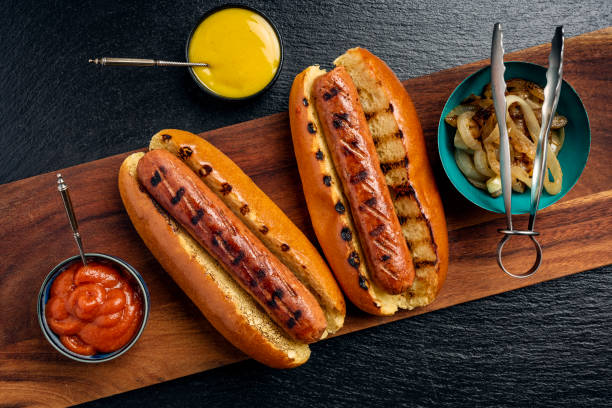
top-left (119, 152), bottom-right (310, 368)
top-left (335, 48), bottom-right (449, 307)
top-left (289, 50), bottom-right (449, 314)
top-left (149, 129), bottom-right (345, 333)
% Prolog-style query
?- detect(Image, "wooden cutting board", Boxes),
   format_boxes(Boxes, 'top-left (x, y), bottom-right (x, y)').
top-left (1, 27), bottom-right (610, 407)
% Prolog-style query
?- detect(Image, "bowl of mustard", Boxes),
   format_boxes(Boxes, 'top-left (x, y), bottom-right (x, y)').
top-left (186, 4), bottom-right (283, 100)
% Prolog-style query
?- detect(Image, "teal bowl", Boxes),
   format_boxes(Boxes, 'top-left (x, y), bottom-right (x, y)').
top-left (438, 61), bottom-right (590, 214)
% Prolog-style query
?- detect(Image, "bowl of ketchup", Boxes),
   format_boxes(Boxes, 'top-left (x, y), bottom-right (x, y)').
top-left (37, 253), bottom-right (150, 363)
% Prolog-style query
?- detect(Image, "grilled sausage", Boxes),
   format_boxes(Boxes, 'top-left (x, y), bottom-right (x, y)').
top-left (136, 149), bottom-right (327, 343)
top-left (148, 129), bottom-right (345, 333)
top-left (312, 67), bottom-right (414, 294)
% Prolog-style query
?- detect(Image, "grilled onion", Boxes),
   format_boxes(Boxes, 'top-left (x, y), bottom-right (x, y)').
top-left (448, 78), bottom-right (568, 198)
top-left (455, 149), bottom-right (486, 181)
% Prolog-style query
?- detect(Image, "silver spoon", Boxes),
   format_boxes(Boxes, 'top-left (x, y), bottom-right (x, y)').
top-left (56, 174), bottom-right (87, 266)
top-left (89, 57), bottom-right (208, 67)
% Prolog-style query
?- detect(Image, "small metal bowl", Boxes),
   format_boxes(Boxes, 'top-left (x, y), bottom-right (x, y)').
top-left (37, 253), bottom-right (150, 363)
top-left (185, 4), bottom-right (284, 101)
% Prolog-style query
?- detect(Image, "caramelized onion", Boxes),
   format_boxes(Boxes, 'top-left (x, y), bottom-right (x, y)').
top-left (448, 78), bottom-right (568, 198)
top-left (457, 111), bottom-right (482, 151)
top-left (455, 149), bottom-right (486, 181)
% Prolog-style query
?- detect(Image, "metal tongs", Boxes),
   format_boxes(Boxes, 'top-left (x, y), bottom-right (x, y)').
top-left (491, 23), bottom-right (564, 278)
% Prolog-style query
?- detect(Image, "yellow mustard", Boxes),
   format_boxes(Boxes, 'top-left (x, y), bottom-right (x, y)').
top-left (188, 7), bottom-right (281, 99)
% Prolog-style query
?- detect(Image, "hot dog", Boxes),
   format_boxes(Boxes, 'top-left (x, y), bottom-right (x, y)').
top-left (137, 149), bottom-right (326, 343)
top-left (289, 48), bottom-right (449, 315)
top-left (118, 130), bottom-right (345, 367)
top-left (313, 67), bottom-right (414, 295)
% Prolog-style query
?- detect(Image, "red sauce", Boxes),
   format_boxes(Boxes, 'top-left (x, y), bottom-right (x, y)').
top-left (45, 261), bottom-right (143, 355)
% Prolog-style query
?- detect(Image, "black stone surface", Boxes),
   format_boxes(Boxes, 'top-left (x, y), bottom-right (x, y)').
top-left (1, 0), bottom-right (610, 406)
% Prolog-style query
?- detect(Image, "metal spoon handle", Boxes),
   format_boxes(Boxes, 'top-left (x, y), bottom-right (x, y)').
top-left (88, 57), bottom-right (208, 67)
top-left (57, 174), bottom-right (87, 266)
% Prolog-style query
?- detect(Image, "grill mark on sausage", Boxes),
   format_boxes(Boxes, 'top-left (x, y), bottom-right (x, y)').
top-left (315, 150), bottom-right (324, 160)
top-left (381, 254), bottom-right (391, 262)
top-left (259, 225), bottom-right (269, 234)
top-left (323, 175), bottom-right (332, 186)
top-left (307, 122), bottom-right (317, 134)
top-left (220, 236), bottom-right (233, 253)
top-left (150, 170), bottom-right (162, 186)
top-left (198, 165), bottom-right (213, 177)
top-left (240, 204), bottom-right (249, 215)
top-left (377, 264), bottom-right (397, 282)
top-left (323, 87), bottom-right (339, 100)
top-left (369, 223), bottom-right (385, 237)
top-left (287, 317), bottom-right (296, 329)
top-left (359, 199), bottom-right (389, 224)
top-left (350, 170), bottom-right (368, 184)
top-left (161, 134), bottom-right (172, 141)
top-left (332, 112), bottom-right (349, 129)
top-left (191, 209), bottom-right (204, 225)
top-left (339, 139), bottom-right (366, 160)
top-left (387, 103), bottom-right (394, 113)
top-left (302, 98), bottom-right (309, 107)
top-left (374, 234), bottom-right (398, 255)
top-left (273, 288), bottom-right (284, 300)
top-left (293, 310), bottom-right (302, 320)
top-left (281, 243), bottom-right (290, 252)
top-left (364, 197), bottom-right (377, 207)
top-left (170, 187), bottom-right (185, 205)
top-left (256, 269), bottom-right (266, 279)
top-left (178, 146), bottom-right (193, 160)
top-left (334, 112), bottom-right (349, 122)
top-left (231, 251), bottom-right (245, 265)
top-left (267, 287), bottom-right (285, 309)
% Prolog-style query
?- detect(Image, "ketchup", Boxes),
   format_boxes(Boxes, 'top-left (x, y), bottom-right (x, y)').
top-left (45, 261), bottom-right (143, 355)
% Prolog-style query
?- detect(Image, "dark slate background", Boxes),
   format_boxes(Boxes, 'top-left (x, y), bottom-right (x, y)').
top-left (2, 0), bottom-right (610, 406)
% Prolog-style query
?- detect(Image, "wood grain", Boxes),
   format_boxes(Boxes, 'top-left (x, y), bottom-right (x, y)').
top-left (0, 27), bottom-right (610, 407)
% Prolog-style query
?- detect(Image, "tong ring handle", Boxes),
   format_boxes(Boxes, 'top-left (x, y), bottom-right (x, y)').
top-left (496, 229), bottom-right (543, 278)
